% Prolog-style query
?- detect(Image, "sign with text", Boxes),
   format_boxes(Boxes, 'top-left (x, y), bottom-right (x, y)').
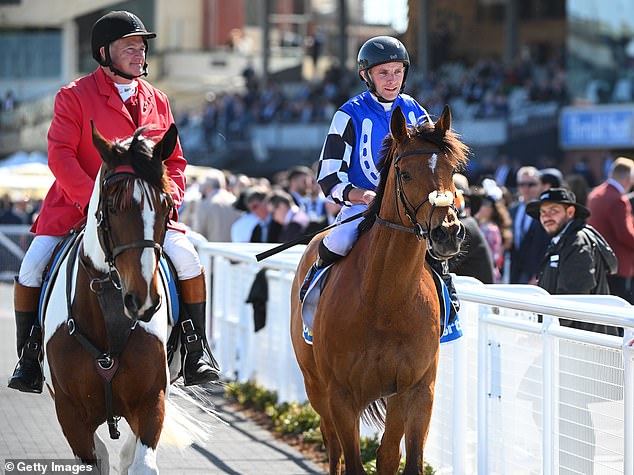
top-left (560, 105), bottom-right (634, 149)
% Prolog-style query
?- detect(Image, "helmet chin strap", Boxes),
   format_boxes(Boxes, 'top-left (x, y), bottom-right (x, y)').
top-left (107, 63), bottom-right (149, 80)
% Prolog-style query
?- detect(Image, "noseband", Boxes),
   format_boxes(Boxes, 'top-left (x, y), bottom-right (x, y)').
top-left (376, 148), bottom-right (458, 242)
top-left (96, 165), bottom-right (171, 278)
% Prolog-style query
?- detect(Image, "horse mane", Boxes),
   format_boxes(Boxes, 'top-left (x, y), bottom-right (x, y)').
top-left (359, 120), bottom-right (469, 232)
top-left (107, 127), bottom-right (172, 211)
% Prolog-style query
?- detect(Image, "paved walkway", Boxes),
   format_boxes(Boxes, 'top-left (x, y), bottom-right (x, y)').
top-left (0, 283), bottom-right (322, 474)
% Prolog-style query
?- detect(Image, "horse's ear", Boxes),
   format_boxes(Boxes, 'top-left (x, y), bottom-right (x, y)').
top-left (435, 104), bottom-right (452, 135)
top-left (91, 120), bottom-right (114, 164)
top-left (153, 123), bottom-right (178, 162)
top-left (390, 106), bottom-right (408, 144)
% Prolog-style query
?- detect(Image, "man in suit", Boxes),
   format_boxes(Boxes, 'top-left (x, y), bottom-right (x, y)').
top-left (245, 187), bottom-right (282, 243)
top-left (587, 157), bottom-right (634, 303)
top-left (194, 169), bottom-right (242, 242)
top-left (509, 166), bottom-right (550, 283)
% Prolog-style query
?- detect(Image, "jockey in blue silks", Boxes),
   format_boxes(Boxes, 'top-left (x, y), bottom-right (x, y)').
top-left (300, 36), bottom-right (460, 335)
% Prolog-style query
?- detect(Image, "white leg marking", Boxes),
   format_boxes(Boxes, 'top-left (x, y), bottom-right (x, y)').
top-left (119, 432), bottom-right (137, 475)
top-left (93, 432), bottom-right (110, 475)
top-left (128, 439), bottom-right (159, 475)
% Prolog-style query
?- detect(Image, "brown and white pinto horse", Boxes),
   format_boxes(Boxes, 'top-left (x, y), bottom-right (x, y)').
top-left (291, 105), bottom-right (469, 474)
top-left (43, 123), bottom-right (177, 474)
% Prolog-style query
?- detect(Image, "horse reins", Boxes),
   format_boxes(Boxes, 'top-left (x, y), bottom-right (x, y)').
top-left (375, 147), bottom-right (458, 245)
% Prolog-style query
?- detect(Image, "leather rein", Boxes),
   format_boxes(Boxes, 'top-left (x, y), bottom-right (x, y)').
top-left (375, 147), bottom-right (458, 245)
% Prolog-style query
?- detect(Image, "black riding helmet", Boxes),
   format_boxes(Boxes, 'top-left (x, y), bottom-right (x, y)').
top-left (91, 11), bottom-right (156, 80)
top-left (357, 36), bottom-right (410, 100)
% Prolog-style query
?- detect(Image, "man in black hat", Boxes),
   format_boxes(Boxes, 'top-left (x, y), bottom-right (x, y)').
top-left (527, 188), bottom-right (618, 314)
top-left (527, 188), bottom-right (621, 474)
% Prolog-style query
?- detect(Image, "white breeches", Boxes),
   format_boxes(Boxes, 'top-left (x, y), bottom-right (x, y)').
top-left (321, 204), bottom-right (367, 257)
top-left (18, 230), bottom-right (201, 287)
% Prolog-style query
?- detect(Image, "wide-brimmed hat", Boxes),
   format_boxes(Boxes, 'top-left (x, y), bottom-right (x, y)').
top-left (526, 188), bottom-right (590, 219)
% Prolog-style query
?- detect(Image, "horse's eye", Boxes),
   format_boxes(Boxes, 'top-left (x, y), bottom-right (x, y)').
top-left (400, 171), bottom-right (412, 181)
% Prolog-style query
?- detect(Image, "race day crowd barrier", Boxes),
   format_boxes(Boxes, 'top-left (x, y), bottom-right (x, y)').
top-left (198, 241), bottom-right (634, 475)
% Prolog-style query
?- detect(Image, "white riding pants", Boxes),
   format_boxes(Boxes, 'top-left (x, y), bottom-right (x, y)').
top-left (322, 204), bottom-right (367, 257)
top-left (18, 229), bottom-right (201, 287)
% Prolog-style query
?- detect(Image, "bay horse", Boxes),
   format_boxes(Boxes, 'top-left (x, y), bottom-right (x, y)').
top-left (42, 123), bottom-right (177, 474)
top-left (290, 105), bottom-right (468, 474)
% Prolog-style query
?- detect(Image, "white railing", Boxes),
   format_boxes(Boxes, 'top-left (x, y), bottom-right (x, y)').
top-left (198, 242), bottom-right (634, 475)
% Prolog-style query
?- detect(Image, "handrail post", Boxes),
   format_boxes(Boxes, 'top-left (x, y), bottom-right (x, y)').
top-left (542, 315), bottom-right (556, 475)
top-left (624, 331), bottom-right (634, 475)
top-left (477, 305), bottom-right (489, 475)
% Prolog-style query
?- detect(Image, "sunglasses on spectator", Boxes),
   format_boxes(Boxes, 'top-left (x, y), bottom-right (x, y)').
top-left (518, 182), bottom-right (538, 188)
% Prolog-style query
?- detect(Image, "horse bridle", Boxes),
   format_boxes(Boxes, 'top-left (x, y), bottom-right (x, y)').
top-left (96, 165), bottom-right (172, 283)
top-left (375, 147), bottom-right (458, 243)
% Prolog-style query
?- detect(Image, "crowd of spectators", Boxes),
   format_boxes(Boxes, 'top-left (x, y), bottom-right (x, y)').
top-left (176, 50), bottom-right (569, 153)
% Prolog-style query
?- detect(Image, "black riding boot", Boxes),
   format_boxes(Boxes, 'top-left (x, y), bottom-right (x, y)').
top-left (427, 256), bottom-right (460, 323)
top-left (8, 281), bottom-right (43, 393)
top-left (180, 272), bottom-right (220, 386)
top-left (299, 240), bottom-right (344, 302)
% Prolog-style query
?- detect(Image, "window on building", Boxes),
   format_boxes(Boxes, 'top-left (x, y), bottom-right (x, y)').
top-left (0, 29), bottom-right (61, 79)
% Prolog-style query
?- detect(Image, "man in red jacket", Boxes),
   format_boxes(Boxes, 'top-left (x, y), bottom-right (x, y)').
top-left (8, 11), bottom-right (219, 393)
top-left (587, 157), bottom-right (634, 303)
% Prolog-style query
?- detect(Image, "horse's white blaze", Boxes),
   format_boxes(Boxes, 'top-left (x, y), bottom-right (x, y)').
top-left (429, 153), bottom-right (438, 173)
top-left (135, 181), bottom-right (159, 314)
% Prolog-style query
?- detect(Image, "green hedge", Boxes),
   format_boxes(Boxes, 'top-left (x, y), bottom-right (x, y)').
top-left (225, 380), bottom-right (435, 474)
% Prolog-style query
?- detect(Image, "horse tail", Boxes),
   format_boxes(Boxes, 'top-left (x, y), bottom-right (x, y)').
top-left (361, 398), bottom-right (387, 430)
top-left (161, 385), bottom-right (222, 448)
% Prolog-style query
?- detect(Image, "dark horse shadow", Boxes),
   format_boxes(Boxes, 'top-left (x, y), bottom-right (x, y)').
top-left (291, 105), bottom-right (469, 474)
top-left (42, 123), bottom-right (182, 474)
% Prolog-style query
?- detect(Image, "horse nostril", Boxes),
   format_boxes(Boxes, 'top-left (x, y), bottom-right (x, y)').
top-left (124, 293), bottom-right (140, 315)
top-left (431, 227), bottom-right (448, 242)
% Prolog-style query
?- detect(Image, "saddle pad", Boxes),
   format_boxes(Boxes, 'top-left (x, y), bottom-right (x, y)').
top-left (39, 232), bottom-right (83, 325)
top-left (300, 262), bottom-right (463, 345)
top-left (300, 263), bottom-right (333, 340)
top-left (429, 267), bottom-right (463, 344)
top-left (158, 256), bottom-right (179, 325)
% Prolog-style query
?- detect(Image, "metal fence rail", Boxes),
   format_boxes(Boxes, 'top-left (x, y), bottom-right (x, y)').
top-left (197, 242), bottom-right (634, 475)
top-left (0, 224), bottom-right (32, 281)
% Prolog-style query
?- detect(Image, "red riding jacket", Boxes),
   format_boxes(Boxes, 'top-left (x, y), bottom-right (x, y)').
top-left (34, 67), bottom-right (187, 236)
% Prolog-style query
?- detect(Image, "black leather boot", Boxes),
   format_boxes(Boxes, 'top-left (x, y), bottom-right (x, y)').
top-left (180, 273), bottom-right (220, 386)
top-left (8, 281), bottom-right (43, 393)
top-left (299, 240), bottom-right (343, 302)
